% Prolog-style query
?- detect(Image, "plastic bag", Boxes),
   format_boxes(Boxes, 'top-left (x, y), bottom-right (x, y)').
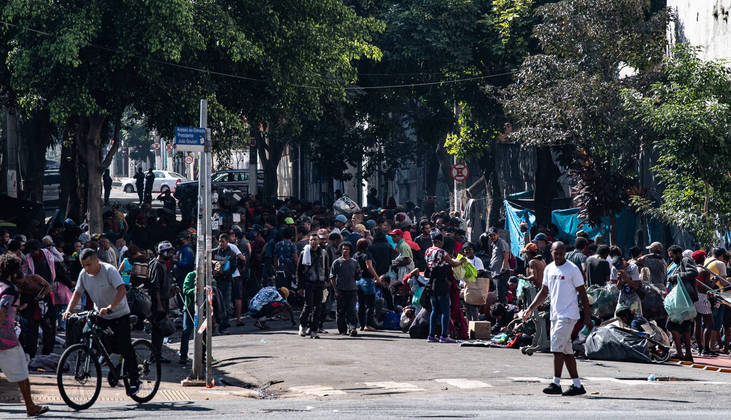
top-left (587, 284), bottom-right (619, 320)
top-left (664, 275), bottom-right (697, 323)
top-left (584, 326), bottom-right (652, 363)
top-left (127, 286), bottom-right (152, 319)
top-left (640, 283), bottom-right (667, 321)
top-left (333, 196), bottom-right (360, 215)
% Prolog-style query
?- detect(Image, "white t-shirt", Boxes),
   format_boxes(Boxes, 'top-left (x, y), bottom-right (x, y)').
top-left (227, 243), bottom-right (242, 277)
top-left (543, 260), bottom-right (584, 321)
top-left (467, 256), bottom-right (485, 272)
top-left (75, 262), bottom-right (130, 320)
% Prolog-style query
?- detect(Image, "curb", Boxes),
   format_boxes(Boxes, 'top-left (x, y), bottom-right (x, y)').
top-left (670, 358), bottom-right (731, 373)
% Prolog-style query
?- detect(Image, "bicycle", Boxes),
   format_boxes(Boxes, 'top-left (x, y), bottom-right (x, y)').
top-left (56, 310), bottom-right (161, 410)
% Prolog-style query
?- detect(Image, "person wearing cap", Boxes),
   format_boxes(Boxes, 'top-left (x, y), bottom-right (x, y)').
top-left (487, 227), bottom-right (511, 304)
top-left (330, 241), bottom-right (361, 336)
top-left (518, 242), bottom-right (546, 289)
top-left (638, 241), bottom-right (667, 287)
top-left (273, 227), bottom-right (299, 292)
top-left (533, 232), bottom-right (552, 264)
top-left (332, 214), bottom-right (348, 235)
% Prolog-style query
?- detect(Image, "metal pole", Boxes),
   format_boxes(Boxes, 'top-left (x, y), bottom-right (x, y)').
top-left (190, 100), bottom-right (207, 382)
top-left (204, 127), bottom-right (213, 388)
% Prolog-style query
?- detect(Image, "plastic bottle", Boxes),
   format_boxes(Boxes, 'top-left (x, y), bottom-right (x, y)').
top-left (647, 374), bottom-right (656, 382)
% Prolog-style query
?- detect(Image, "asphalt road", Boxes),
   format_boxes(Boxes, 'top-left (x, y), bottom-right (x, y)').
top-left (3, 300), bottom-right (731, 419)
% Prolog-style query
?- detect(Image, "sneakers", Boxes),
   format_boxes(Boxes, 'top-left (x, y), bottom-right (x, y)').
top-left (299, 325), bottom-right (306, 337)
top-left (439, 336), bottom-right (456, 343)
top-left (348, 329), bottom-right (358, 337)
top-left (126, 379), bottom-right (141, 396)
top-left (427, 335), bottom-right (439, 343)
top-left (562, 385), bottom-right (586, 396)
top-left (542, 383), bottom-right (562, 395)
top-left (310, 331), bottom-right (319, 339)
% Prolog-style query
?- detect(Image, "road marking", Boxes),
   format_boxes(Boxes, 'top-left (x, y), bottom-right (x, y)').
top-left (289, 385), bottom-right (347, 396)
top-left (363, 381), bottom-right (424, 392)
top-left (434, 378), bottom-right (493, 389)
top-left (509, 377), bottom-right (551, 383)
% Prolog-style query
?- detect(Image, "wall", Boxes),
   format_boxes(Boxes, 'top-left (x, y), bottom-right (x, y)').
top-left (668, 0), bottom-right (731, 62)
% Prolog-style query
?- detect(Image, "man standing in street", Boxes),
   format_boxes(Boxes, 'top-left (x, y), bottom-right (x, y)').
top-left (143, 168), bottom-right (155, 204)
top-left (330, 242), bottom-right (361, 336)
top-left (148, 241), bottom-right (175, 362)
top-left (103, 169), bottom-right (113, 206)
top-left (297, 234), bottom-right (330, 338)
top-left (212, 234), bottom-right (237, 334)
top-left (585, 245), bottom-right (611, 287)
top-left (63, 249), bottom-right (140, 395)
top-left (487, 227), bottom-right (511, 303)
top-left (134, 167), bottom-right (145, 204)
top-left (524, 241), bottom-right (591, 396)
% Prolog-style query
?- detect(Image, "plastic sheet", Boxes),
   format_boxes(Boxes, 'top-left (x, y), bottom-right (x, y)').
top-left (584, 326), bottom-right (653, 363)
top-left (586, 284), bottom-right (619, 320)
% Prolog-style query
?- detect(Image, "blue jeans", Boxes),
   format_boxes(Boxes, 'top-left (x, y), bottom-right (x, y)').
top-left (179, 310), bottom-right (194, 360)
top-left (429, 293), bottom-right (451, 337)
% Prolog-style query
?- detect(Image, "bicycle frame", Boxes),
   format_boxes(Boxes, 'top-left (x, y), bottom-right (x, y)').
top-left (79, 316), bottom-right (124, 385)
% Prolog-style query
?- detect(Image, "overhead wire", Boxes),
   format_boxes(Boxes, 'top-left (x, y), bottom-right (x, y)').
top-left (0, 19), bottom-right (517, 91)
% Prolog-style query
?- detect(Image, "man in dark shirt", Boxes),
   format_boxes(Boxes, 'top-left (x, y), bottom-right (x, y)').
top-left (330, 242), bottom-right (361, 336)
top-left (143, 169), bottom-right (155, 204)
top-left (148, 241), bottom-right (174, 361)
top-left (585, 245), bottom-right (611, 287)
top-left (369, 229), bottom-right (397, 276)
top-left (249, 225), bottom-right (267, 293)
top-left (413, 222), bottom-right (433, 271)
top-left (133, 167), bottom-right (145, 204)
top-left (296, 234), bottom-right (330, 338)
top-left (212, 234), bottom-right (237, 334)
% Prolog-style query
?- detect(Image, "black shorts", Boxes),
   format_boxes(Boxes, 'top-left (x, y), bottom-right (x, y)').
top-left (666, 319), bottom-right (693, 333)
top-left (232, 276), bottom-right (243, 300)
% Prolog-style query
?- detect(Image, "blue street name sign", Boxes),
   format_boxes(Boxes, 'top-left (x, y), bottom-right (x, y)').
top-left (174, 126), bottom-right (207, 152)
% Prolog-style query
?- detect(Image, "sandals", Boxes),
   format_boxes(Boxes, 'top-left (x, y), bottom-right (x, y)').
top-left (27, 405), bottom-right (49, 417)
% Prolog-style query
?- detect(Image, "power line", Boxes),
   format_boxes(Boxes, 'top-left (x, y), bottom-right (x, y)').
top-left (0, 19), bottom-right (516, 91)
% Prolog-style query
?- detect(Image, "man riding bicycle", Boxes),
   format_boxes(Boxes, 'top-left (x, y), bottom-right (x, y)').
top-left (62, 248), bottom-right (140, 395)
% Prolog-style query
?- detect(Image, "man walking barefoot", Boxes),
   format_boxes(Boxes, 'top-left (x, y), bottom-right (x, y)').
top-left (523, 241), bottom-right (592, 396)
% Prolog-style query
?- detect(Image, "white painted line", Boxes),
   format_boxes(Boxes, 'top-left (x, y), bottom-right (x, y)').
top-left (288, 385), bottom-right (347, 396)
top-left (435, 378), bottom-right (493, 389)
top-left (363, 381), bottom-right (424, 392)
top-left (509, 377), bottom-right (551, 383)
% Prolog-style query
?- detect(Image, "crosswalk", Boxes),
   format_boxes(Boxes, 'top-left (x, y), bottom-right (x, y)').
top-left (287, 376), bottom-right (731, 397)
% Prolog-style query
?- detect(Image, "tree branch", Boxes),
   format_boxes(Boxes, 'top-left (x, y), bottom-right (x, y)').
top-left (100, 116), bottom-right (121, 170)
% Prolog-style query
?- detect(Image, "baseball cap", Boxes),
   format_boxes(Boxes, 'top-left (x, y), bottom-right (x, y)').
top-left (487, 227), bottom-right (498, 235)
top-left (533, 232), bottom-right (547, 242)
top-left (366, 219), bottom-right (376, 229)
top-left (430, 231), bottom-right (443, 242)
top-left (646, 241), bottom-right (663, 252)
top-left (317, 228), bottom-right (329, 239)
top-left (389, 228), bottom-right (404, 236)
top-left (522, 242), bottom-right (538, 253)
top-left (251, 224), bottom-right (263, 231)
top-left (335, 214), bottom-right (348, 223)
top-left (284, 217), bottom-right (295, 225)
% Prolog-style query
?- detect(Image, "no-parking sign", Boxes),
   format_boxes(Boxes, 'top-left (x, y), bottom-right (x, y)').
top-left (450, 163), bottom-right (469, 182)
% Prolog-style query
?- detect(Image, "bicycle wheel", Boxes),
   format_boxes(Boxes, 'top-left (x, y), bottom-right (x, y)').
top-left (57, 343), bottom-right (102, 410)
top-left (123, 339), bottom-right (161, 403)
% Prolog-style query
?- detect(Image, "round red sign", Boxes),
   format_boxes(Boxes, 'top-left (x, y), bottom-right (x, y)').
top-left (184, 155), bottom-right (194, 165)
top-left (165, 144), bottom-right (174, 152)
top-left (450, 163), bottom-right (469, 182)
top-left (152, 143), bottom-right (161, 150)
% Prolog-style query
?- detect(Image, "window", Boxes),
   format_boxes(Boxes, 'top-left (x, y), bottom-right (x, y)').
top-left (154, 171), bottom-right (165, 178)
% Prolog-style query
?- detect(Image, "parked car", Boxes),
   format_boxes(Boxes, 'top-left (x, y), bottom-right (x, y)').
top-left (119, 170), bottom-right (188, 193)
top-left (174, 169), bottom-right (264, 200)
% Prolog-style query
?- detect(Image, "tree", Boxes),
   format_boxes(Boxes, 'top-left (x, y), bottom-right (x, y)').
top-left (503, 0), bottom-right (668, 243)
top-left (3, 0), bottom-right (206, 232)
top-left (622, 44), bottom-right (731, 247)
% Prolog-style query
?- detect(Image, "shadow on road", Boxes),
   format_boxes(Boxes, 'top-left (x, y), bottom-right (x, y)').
top-left (587, 396), bottom-right (693, 404)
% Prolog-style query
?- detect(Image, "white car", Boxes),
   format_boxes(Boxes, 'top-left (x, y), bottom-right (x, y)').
top-left (119, 170), bottom-right (188, 193)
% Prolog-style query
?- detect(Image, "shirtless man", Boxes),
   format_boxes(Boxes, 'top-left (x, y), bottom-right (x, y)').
top-left (519, 243), bottom-right (546, 289)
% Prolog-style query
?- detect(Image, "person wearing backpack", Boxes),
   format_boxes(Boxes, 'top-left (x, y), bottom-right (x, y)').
top-left (148, 241), bottom-right (175, 362)
top-left (424, 232), bottom-right (464, 343)
top-left (665, 245), bottom-right (699, 362)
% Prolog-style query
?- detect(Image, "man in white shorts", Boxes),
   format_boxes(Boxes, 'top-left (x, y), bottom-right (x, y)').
top-left (524, 241), bottom-right (592, 396)
top-left (0, 254), bottom-right (49, 416)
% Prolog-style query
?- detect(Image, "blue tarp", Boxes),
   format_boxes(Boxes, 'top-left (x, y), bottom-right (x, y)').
top-left (504, 201), bottom-right (637, 255)
top-left (504, 201), bottom-right (536, 257)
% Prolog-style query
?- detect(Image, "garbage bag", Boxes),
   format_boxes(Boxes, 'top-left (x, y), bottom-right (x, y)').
top-left (587, 284), bottom-right (619, 320)
top-left (584, 326), bottom-right (652, 363)
top-left (333, 196), bottom-right (360, 215)
top-left (640, 283), bottom-right (666, 321)
top-left (127, 286), bottom-right (152, 319)
top-left (664, 275), bottom-right (697, 323)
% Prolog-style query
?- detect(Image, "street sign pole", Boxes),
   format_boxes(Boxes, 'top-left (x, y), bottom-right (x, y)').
top-left (187, 99), bottom-right (208, 385)
top-left (204, 125), bottom-right (213, 388)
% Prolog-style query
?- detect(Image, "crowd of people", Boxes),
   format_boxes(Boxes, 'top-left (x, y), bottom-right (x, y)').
top-left (1, 190), bottom-right (730, 412)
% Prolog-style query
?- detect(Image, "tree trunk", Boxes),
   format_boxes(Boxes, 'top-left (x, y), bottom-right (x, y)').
top-left (80, 115), bottom-right (107, 235)
top-left (534, 146), bottom-right (560, 228)
top-left (422, 144), bottom-right (440, 216)
top-left (19, 110), bottom-right (53, 203)
top-left (609, 212), bottom-right (617, 247)
top-left (254, 129), bottom-right (284, 204)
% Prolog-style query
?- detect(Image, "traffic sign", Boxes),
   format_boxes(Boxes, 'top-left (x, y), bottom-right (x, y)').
top-left (451, 163), bottom-right (469, 182)
top-left (174, 126), bottom-right (207, 152)
top-left (165, 144), bottom-right (174, 152)
top-left (152, 142), bottom-right (161, 151)
top-left (184, 155), bottom-right (194, 165)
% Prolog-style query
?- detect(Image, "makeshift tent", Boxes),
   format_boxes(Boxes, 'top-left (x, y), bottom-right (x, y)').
top-left (504, 200), bottom-right (535, 257)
